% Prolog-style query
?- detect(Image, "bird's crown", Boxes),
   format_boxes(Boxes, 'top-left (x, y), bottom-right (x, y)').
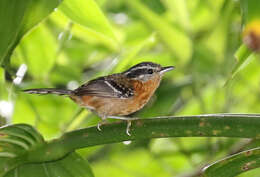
top-left (123, 62), bottom-right (174, 80)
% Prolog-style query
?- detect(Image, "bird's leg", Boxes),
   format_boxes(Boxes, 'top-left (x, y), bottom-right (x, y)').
top-left (108, 116), bottom-right (139, 136)
top-left (126, 120), bottom-right (131, 136)
top-left (97, 115), bottom-right (107, 131)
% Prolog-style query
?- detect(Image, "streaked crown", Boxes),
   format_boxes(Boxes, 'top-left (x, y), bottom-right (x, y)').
top-left (123, 62), bottom-right (174, 81)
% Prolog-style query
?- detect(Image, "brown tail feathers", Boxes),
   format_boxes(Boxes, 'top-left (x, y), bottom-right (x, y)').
top-left (23, 88), bottom-right (73, 95)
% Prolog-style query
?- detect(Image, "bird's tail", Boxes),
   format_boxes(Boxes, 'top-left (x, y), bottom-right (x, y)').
top-left (23, 88), bottom-right (73, 96)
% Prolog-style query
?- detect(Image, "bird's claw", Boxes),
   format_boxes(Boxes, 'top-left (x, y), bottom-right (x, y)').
top-left (97, 122), bottom-right (102, 131)
top-left (97, 118), bottom-right (107, 131)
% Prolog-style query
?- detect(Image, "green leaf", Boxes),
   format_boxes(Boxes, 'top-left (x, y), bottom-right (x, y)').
top-left (127, 0), bottom-right (193, 62)
top-left (0, 68), bottom-right (5, 106)
top-left (0, 1), bottom-right (26, 67)
top-left (0, 124), bottom-right (94, 177)
top-left (50, 10), bottom-right (118, 51)
top-left (240, 0), bottom-right (260, 24)
top-left (0, 67), bottom-right (4, 83)
top-left (15, 24), bottom-right (57, 79)
top-left (0, 0), bottom-right (61, 68)
top-left (4, 152), bottom-right (94, 177)
top-left (203, 0), bottom-right (234, 60)
top-left (94, 149), bottom-right (175, 177)
top-left (225, 44), bottom-right (255, 85)
top-left (0, 124), bottom-right (45, 176)
top-left (203, 147), bottom-right (260, 177)
top-left (59, 0), bottom-right (119, 51)
top-left (163, 0), bottom-right (191, 32)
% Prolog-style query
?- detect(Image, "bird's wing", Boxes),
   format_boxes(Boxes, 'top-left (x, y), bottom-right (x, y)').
top-left (73, 77), bottom-right (134, 99)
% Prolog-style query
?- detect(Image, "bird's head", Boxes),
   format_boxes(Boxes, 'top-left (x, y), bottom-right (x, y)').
top-left (123, 62), bottom-right (174, 82)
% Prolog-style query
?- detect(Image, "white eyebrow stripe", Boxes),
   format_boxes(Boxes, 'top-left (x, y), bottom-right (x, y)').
top-left (124, 66), bottom-right (156, 75)
top-left (130, 66), bottom-right (155, 70)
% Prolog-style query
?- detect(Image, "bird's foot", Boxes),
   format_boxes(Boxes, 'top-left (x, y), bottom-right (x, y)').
top-left (97, 118), bottom-right (107, 131)
top-left (97, 122), bottom-right (102, 131)
top-left (108, 116), bottom-right (138, 136)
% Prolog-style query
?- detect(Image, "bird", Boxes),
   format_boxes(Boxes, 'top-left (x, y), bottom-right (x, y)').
top-left (23, 62), bottom-right (174, 135)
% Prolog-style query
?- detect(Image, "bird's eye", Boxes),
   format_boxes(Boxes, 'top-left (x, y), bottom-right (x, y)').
top-left (147, 69), bottom-right (153, 74)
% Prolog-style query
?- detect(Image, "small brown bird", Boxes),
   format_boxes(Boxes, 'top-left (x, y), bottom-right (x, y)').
top-left (24, 62), bottom-right (174, 135)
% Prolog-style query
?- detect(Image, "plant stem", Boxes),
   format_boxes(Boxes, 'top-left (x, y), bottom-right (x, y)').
top-left (27, 114), bottom-right (260, 162)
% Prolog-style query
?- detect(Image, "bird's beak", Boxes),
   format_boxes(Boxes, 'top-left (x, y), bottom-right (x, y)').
top-left (159, 66), bottom-right (174, 74)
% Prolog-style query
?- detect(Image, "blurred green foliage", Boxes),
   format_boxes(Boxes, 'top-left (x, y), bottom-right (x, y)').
top-left (1, 0), bottom-right (260, 176)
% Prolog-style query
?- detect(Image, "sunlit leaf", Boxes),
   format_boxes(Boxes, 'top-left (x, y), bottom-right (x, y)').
top-left (203, 0), bottom-right (234, 59)
top-left (59, 0), bottom-right (119, 51)
top-left (127, 0), bottom-right (193, 62)
top-left (225, 44), bottom-right (255, 85)
top-left (13, 92), bottom-right (78, 139)
top-left (0, 68), bottom-right (4, 83)
top-left (93, 149), bottom-right (176, 177)
top-left (0, 0), bottom-right (61, 68)
top-left (163, 0), bottom-right (191, 32)
top-left (14, 24), bottom-right (57, 79)
top-left (50, 10), bottom-right (118, 51)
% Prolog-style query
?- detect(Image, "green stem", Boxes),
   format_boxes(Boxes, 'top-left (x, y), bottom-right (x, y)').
top-left (27, 114), bottom-right (260, 162)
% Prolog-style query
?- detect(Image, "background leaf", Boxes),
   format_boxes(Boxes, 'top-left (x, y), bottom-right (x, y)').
top-left (15, 24), bottom-right (58, 79)
top-left (0, 0), bottom-right (61, 67)
top-left (225, 44), bottom-right (255, 84)
top-left (59, 0), bottom-right (119, 51)
top-left (127, 0), bottom-right (193, 62)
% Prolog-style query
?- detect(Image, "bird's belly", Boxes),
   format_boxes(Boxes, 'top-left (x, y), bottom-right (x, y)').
top-left (70, 92), bottom-right (152, 116)
top-left (105, 93), bottom-right (151, 116)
